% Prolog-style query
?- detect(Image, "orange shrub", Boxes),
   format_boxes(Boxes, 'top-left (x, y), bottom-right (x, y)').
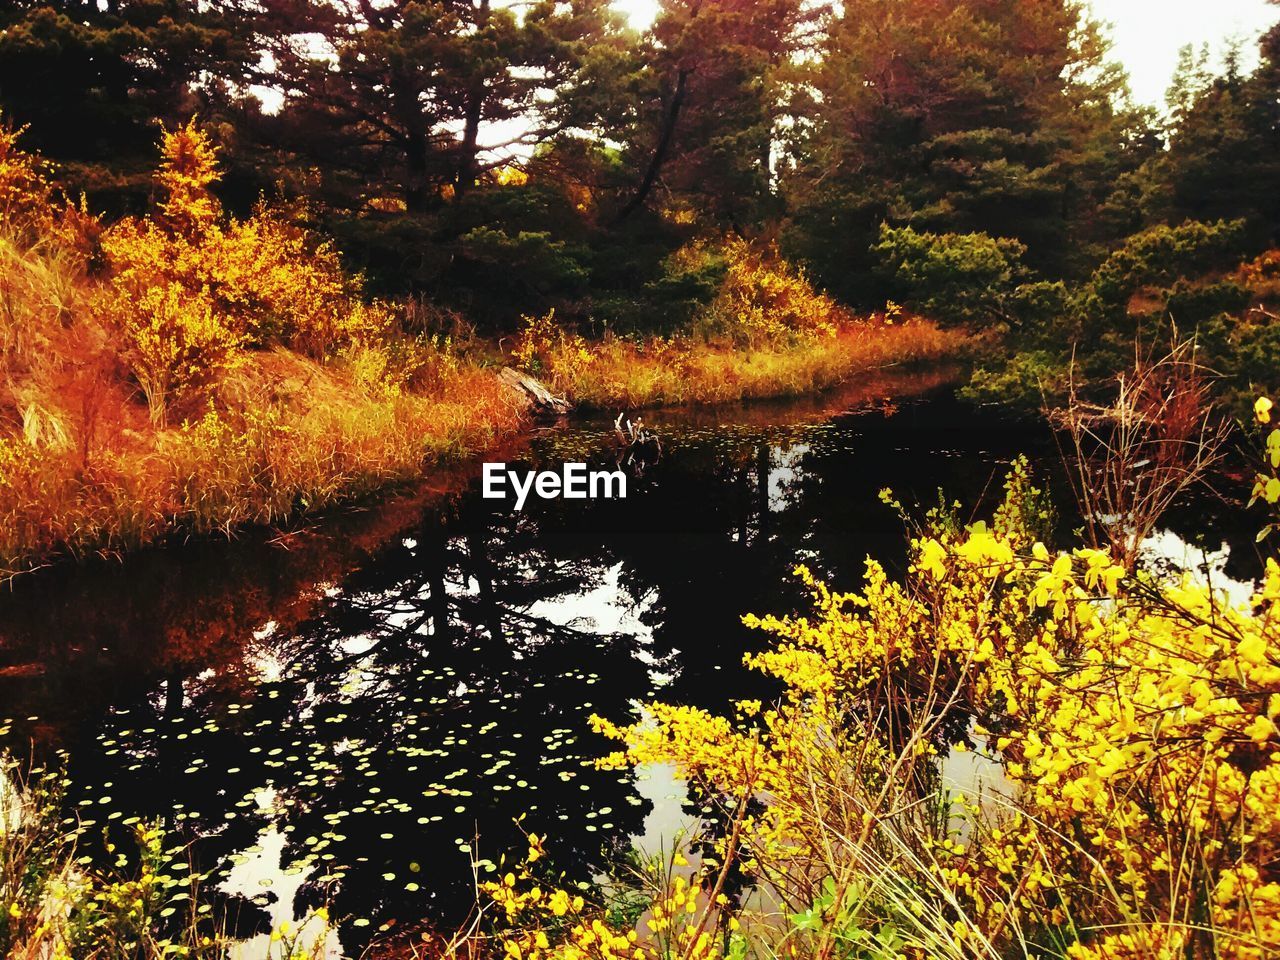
top-left (698, 237), bottom-right (850, 347)
top-left (0, 124), bottom-right (57, 242)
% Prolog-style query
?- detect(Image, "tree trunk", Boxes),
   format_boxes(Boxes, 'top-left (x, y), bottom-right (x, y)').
top-left (456, 0), bottom-right (492, 196)
top-left (615, 67), bottom-right (691, 223)
top-left (405, 128), bottom-right (431, 213)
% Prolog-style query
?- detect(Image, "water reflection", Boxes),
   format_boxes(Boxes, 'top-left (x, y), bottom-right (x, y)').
top-left (0, 371), bottom-right (1258, 951)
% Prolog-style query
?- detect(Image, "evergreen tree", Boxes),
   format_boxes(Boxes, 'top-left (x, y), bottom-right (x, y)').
top-left (617, 0), bottom-right (826, 227)
top-left (782, 0), bottom-right (1151, 303)
top-left (1160, 25), bottom-right (1280, 244)
top-left (249, 0), bottom-right (630, 215)
top-left (0, 0), bottom-right (255, 212)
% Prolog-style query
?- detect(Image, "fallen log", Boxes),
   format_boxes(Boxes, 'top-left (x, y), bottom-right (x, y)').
top-left (498, 367), bottom-right (571, 415)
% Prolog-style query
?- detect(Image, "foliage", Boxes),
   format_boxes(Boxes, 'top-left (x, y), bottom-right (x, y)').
top-left (961, 350), bottom-right (1071, 410)
top-left (873, 225), bottom-right (1030, 329)
top-left (0, 120), bottom-right (527, 575)
top-left (249, 0), bottom-right (631, 214)
top-left (1082, 219), bottom-right (1250, 320)
top-left (99, 121), bottom-right (393, 424)
top-left (618, 0), bottom-right (824, 227)
top-left (457, 828), bottom-right (746, 960)
top-left (573, 449), bottom-right (1280, 960)
top-left (784, 0), bottom-right (1149, 302)
top-left (458, 227), bottom-right (592, 306)
top-left (0, 124), bottom-right (58, 243)
top-left (0, 1), bottom-right (256, 213)
top-left (696, 239), bottom-right (847, 347)
top-left (1157, 36), bottom-right (1280, 240)
top-left (513, 307), bottom-right (967, 411)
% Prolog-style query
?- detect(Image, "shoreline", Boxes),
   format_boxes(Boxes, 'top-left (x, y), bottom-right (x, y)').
top-left (0, 352), bottom-right (968, 583)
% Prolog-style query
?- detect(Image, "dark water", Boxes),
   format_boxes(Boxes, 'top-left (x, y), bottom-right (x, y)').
top-left (0, 370), bottom-right (1259, 952)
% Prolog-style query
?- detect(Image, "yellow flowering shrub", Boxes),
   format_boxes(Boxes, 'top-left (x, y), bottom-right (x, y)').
top-left (512, 310), bottom-right (595, 387)
top-left (697, 238), bottom-right (847, 347)
top-left (470, 831), bottom-right (735, 960)
top-left (100, 121), bottom-right (391, 424)
top-left (1253, 397), bottom-right (1280, 543)
top-left (581, 456), bottom-right (1280, 959)
top-left (0, 124), bottom-right (58, 242)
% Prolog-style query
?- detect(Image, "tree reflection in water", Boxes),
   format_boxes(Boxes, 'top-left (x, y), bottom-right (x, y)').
top-left (9, 373), bottom-right (1246, 951)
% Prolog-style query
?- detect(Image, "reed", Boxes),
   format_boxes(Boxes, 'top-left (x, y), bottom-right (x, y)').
top-left (528, 320), bottom-right (969, 411)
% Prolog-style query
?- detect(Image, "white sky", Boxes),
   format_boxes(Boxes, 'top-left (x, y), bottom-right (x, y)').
top-left (611, 0), bottom-right (1279, 109)
top-left (1094, 0), bottom-right (1277, 106)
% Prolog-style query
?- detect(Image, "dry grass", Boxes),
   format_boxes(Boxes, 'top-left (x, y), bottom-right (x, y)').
top-left (0, 123), bottom-right (534, 577)
top-left (0, 344), bottom-right (525, 576)
top-left (1052, 340), bottom-right (1231, 570)
top-left (541, 320), bottom-right (970, 411)
top-left (0, 233), bottom-right (526, 576)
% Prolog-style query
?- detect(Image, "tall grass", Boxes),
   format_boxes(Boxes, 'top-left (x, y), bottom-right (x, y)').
top-left (0, 328), bottom-right (525, 575)
top-left (0, 122), bottom-right (534, 577)
top-left (518, 320), bottom-right (969, 411)
top-left (575, 322), bottom-right (968, 410)
top-left (0, 756), bottom-right (332, 958)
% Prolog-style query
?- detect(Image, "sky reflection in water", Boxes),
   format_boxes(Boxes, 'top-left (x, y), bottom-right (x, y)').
top-left (0, 373), bottom-right (1258, 952)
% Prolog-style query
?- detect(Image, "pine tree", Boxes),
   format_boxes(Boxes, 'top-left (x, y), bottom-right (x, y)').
top-left (1160, 19), bottom-right (1280, 243)
top-left (249, 0), bottom-right (629, 215)
top-left (781, 0), bottom-right (1152, 302)
top-left (617, 0), bottom-right (827, 227)
top-left (0, 0), bottom-right (255, 212)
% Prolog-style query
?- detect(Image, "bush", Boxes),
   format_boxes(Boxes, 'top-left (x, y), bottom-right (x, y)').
top-left (100, 121), bottom-right (392, 424)
top-left (1164, 278), bottom-right (1254, 326)
top-left (961, 349), bottom-right (1071, 411)
top-left (1083, 219), bottom-right (1249, 317)
top-left (0, 756), bottom-right (334, 957)
top-left (695, 238), bottom-right (848, 347)
top-left (873, 224), bottom-right (1029, 328)
top-left (0, 123), bottom-right (57, 243)
top-left (571, 454), bottom-right (1280, 960)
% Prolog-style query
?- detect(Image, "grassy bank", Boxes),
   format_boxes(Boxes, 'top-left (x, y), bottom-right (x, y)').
top-left (0, 348), bottom-right (525, 576)
top-left (0, 122), bottom-right (530, 577)
top-left (0, 125), bottom-right (969, 577)
top-left (510, 246), bottom-right (970, 410)
top-left (518, 317), bottom-right (966, 411)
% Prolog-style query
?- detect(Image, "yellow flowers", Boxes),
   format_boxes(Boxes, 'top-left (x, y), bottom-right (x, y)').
top-left (580, 456), bottom-right (1280, 959)
top-left (0, 124), bottom-right (57, 242)
top-left (512, 310), bottom-right (595, 386)
top-left (547, 889), bottom-right (572, 916)
top-left (699, 238), bottom-right (846, 348)
top-left (527, 832), bottom-right (546, 864)
top-left (156, 120), bottom-right (222, 237)
top-left (1257, 396), bottom-right (1274, 424)
top-left (915, 538), bottom-right (948, 580)
top-left (479, 833), bottom-right (723, 960)
top-left (100, 120), bottom-right (391, 424)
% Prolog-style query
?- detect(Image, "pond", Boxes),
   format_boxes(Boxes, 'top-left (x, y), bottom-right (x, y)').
top-left (0, 368), bottom-right (1261, 954)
